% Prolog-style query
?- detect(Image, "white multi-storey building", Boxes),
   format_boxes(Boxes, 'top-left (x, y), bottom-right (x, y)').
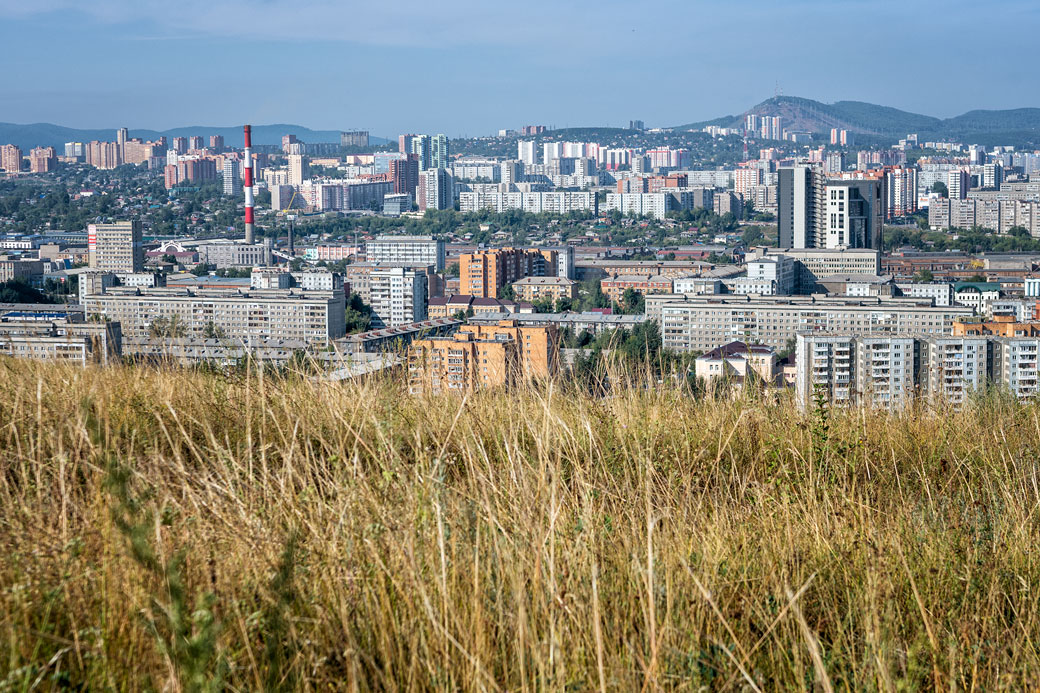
top-left (366, 236), bottom-right (446, 271)
top-left (458, 191), bottom-right (595, 215)
top-left (657, 296), bottom-right (973, 352)
top-left (368, 267), bottom-right (428, 328)
top-left (604, 193), bottom-right (669, 220)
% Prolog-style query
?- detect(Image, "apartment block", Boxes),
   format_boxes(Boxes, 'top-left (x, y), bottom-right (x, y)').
top-left (366, 235), bottom-right (445, 271)
top-left (368, 267), bottom-right (428, 328)
top-left (795, 333), bottom-right (997, 410)
top-left (749, 247), bottom-right (881, 293)
top-left (88, 221), bottom-right (143, 273)
top-left (407, 320), bottom-right (559, 393)
top-left (600, 274), bottom-right (673, 304)
top-left (82, 286), bottom-right (346, 346)
top-left (658, 296), bottom-right (973, 352)
top-left (460, 247), bottom-right (557, 298)
top-left (459, 191), bottom-right (596, 215)
top-left (0, 310), bottom-right (122, 365)
top-left (512, 276), bottom-right (578, 303)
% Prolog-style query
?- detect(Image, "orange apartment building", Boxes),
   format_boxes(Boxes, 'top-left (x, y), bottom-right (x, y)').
top-left (407, 320), bottom-right (559, 393)
top-left (953, 315), bottom-right (1040, 337)
top-left (460, 247), bottom-right (558, 298)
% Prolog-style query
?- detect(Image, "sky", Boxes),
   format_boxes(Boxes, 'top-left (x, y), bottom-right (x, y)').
top-left (0, 0), bottom-right (1037, 138)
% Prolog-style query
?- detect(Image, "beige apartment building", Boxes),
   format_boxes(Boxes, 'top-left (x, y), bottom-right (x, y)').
top-left (88, 221), bottom-right (144, 273)
top-left (512, 276), bottom-right (578, 303)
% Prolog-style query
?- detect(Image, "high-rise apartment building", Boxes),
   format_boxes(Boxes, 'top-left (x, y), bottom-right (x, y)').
top-left (883, 166), bottom-right (918, 219)
top-left (88, 221), bottom-right (144, 273)
top-left (340, 130), bottom-right (369, 148)
top-left (983, 162), bottom-right (1003, 190)
top-left (1, 144), bottom-right (23, 173)
top-left (172, 137), bottom-right (188, 155)
top-left (222, 158), bottom-right (242, 196)
top-left (209, 135), bottom-right (224, 151)
top-left (368, 267), bottom-right (428, 328)
top-left (431, 134), bottom-right (449, 170)
top-left (399, 134), bottom-right (418, 155)
top-left (410, 135), bottom-right (432, 171)
top-left (517, 140), bottom-right (537, 165)
top-left (417, 168), bottom-right (452, 211)
top-left (389, 156), bottom-right (419, 196)
top-left (778, 166), bottom-right (883, 249)
top-left (29, 147), bottom-right (56, 173)
top-left (288, 154), bottom-right (308, 186)
top-left (460, 247), bottom-right (557, 298)
top-left (778, 165), bottom-right (822, 249)
top-left (187, 136), bottom-right (202, 151)
top-left (947, 169), bottom-right (969, 200)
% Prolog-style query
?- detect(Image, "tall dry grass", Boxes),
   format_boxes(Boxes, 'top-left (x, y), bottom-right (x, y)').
top-left (0, 358), bottom-right (1039, 690)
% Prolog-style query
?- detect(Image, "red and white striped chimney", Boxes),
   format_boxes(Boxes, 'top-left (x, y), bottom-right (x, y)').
top-left (243, 124), bottom-right (255, 244)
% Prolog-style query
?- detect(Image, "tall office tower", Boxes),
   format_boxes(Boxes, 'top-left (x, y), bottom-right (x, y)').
top-left (288, 154), bottom-right (308, 186)
top-left (417, 168), bottom-right (452, 211)
top-left (209, 135), bottom-right (224, 151)
top-left (222, 158), bottom-right (242, 196)
top-left (518, 140), bottom-right (537, 165)
top-left (0, 144), bottom-right (23, 173)
top-left (399, 134), bottom-right (418, 154)
top-left (29, 146), bottom-right (56, 173)
top-left (431, 134), bottom-right (449, 169)
top-left (778, 166), bottom-right (823, 249)
top-left (172, 137), bottom-right (188, 155)
top-left (948, 169), bottom-right (970, 199)
top-left (188, 136), bottom-right (203, 151)
top-left (389, 156), bottom-right (419, 196)
top-left (983, 162), bottom-right (1003, 190)
top-left (88, 220), bottom-right (143, 273)
top-left (410, 135), bottom-right (432, 171)
top-left (821, 178), bottom-right (884, 250)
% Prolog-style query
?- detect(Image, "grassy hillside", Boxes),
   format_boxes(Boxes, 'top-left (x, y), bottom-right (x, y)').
top-left (1, 360), bottom-right (1039, 689)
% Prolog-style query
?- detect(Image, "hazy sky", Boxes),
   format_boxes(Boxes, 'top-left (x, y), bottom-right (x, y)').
top-left (1, 0), bottom-right (1037, 137)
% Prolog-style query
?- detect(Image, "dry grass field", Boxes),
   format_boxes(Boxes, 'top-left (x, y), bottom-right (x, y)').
top-left (1, 359), bottom-right (1038, 690)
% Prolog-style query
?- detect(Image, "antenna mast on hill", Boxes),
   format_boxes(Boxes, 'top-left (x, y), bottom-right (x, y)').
top-left (775, 81), bottom-right (783, 98)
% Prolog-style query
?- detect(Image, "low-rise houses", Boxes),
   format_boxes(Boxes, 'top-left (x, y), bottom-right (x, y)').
top-left (695, 341), bottom-right (781, 385)
top-left (428, 295), bottom-right (533, 318)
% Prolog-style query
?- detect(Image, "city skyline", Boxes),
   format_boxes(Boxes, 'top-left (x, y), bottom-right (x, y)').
top-left (2, 0), bottom-right (1039, 136)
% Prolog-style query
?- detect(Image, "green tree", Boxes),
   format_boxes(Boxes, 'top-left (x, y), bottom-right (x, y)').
top-left (912, 269), bottom-right (934, 283)
top-left (932, 181), bottom-right (948, 197)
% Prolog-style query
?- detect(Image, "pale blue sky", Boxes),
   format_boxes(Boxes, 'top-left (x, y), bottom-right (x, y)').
top-left (0, 0), bottom-right (1036, 137)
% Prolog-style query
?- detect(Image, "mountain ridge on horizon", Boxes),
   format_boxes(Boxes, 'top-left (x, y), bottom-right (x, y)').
top-left (674, 95), bottom-right (1040, 144)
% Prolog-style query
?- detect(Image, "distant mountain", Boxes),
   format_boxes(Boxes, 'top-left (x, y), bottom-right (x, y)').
top-left (676, 96), bottom-right (1040, 144)
top-left (0, 122), bottom-right (389, 150)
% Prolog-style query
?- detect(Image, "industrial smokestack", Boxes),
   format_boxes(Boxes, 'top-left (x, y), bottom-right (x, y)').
top-left (287, 218), bottom-right (295, 257)
top-left (243, 124), bottom-right (255, 244)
